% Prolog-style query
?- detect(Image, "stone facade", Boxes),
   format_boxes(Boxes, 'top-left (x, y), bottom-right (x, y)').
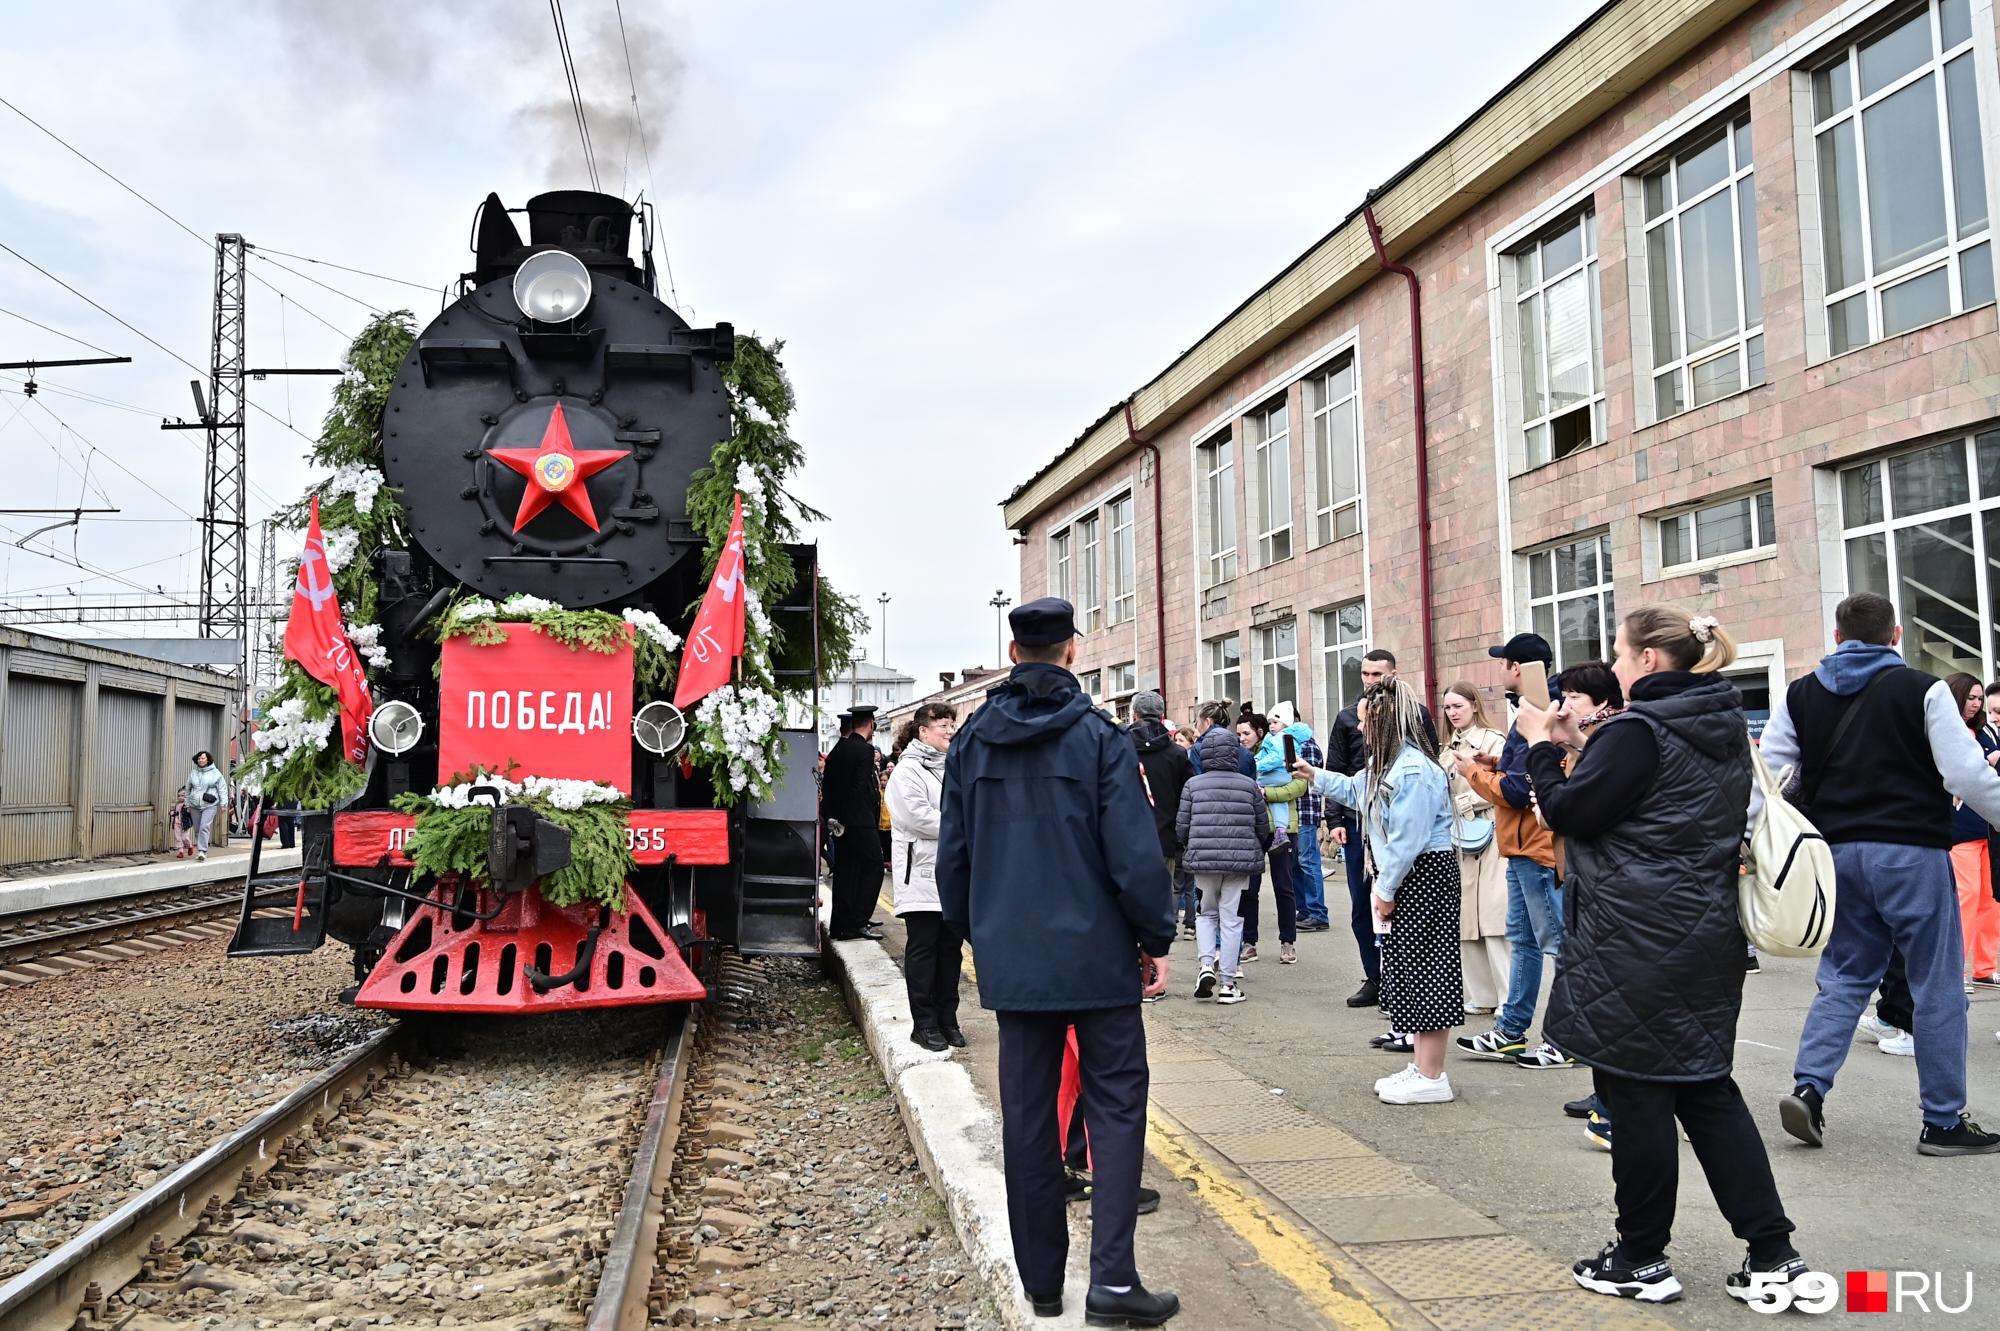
top-left (1014, 0), bottom-right (2000, 734)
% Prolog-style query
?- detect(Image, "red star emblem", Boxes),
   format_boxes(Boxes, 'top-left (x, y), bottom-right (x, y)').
top-left (487, 401), bottom-right (629, 532)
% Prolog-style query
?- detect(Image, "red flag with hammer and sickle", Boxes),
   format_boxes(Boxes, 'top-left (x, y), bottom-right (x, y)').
top-left (672, 494), bottom-right (748, 710)
top-left (283, 496), bottom-right (373, 764)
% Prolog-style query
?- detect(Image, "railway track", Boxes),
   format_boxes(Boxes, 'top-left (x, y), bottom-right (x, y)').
top-left (0, 962), bottom-right (738, 1331)
top-left (0, 882), bottom-right (292, 984)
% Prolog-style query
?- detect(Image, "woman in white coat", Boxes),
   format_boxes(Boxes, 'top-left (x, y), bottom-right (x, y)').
top-left (184, 750), bottom-right (228, 861)
top-left (887, 703), bottom-right (962, 1053)
top-left (1441, 683), bottom-right (1511, 1014)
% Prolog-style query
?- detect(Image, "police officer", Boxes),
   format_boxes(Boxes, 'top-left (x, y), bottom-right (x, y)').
top-left (937, 597), bottom-right (1179, 1326)
top-left (823, 705), bottom-right (885, 940)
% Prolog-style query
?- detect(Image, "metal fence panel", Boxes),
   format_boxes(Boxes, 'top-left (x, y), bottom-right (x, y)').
top-left (0, 676), bottom-right (79, 863)
top-left (94, 687), bottom-right (163, 853)
top-left (174, 703), bottom-right (223, 781)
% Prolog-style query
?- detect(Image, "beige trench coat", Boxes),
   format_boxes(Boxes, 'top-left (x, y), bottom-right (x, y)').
top-left (1447, 726), bottom-right (1509, 941)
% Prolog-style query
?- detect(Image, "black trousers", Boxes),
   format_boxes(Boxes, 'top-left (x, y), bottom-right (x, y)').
top-left (1878, 946), bottom-right (1913, 1032)
top-left (828, 829), bottom-right (881, 934)
top-left (1592, 1068), bottom-right (1796, 1266)
top-left (1338, 814), bottom-right (1380, 981)
top-left (902, 910), bottom-right (963, 1034)
top-left (996, 1005), bottom-right (1149, 1292)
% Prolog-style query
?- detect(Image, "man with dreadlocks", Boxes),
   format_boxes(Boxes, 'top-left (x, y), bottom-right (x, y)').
top-left (1295, 678), bottom-right (1465, 1104)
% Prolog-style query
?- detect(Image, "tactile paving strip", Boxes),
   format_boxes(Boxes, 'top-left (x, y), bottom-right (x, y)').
top-left (1291, 1193), bottom-right (1502, 1245)
top-left (1164, 1099), bottom-right (1313, 1133)
top-left (1201, 1125), bottom-right (1375, 1162)
top-left (1413, 1290), bottom-right (1667, 1329)
top-left (1146, 1059), bottom-right (1248, 1086)
top-left (1149, 1080), bottom-right (1288, 1109)
top-left (1242, 1156), bottom-right (1436, 1199)
top-left (1345, 1234), bottom-right (1574, 1302)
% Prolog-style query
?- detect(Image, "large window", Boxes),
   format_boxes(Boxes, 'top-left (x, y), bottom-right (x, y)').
top-left (1107, 493), bottom-right (1135, 626)
top-left (1513, 210), bottom-right (1605, 468)
top-left (1255, 620), bottom-right (1298, 716)
top-left (1526, 532), bottom-right (1615, 669)
top-left (1050, 529), bottom-right (1072, 603)
top-left (1641, 113), bottom-right (1765, 417)
top-left (1078, 670), bottom-right (1102, 700)
top-left (1205, 633), bottom-right (1242, 705)
top-left (1659, 487), bottom-right (1777, 571)
top-left (1813, 0), bottom-right (1993, 354)
top-left (1305, 356), bottom-right (1361, 544)
top-left (1106, 661), bottom-right (1137, 697)
top-left (1197, 434), bottom-right (1238, 587)
top-left (1314, 599), bottom-right (1368, 721)
top-left (1839, 429), bottom-right (2000, 679)
top-left (1247, 399), bottom-right (1293, 567)
top-left (1077, 512), bottom-right (1102, 633)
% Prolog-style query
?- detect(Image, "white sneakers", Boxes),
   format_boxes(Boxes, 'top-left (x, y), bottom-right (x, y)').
top-left (1856, 1013), bottom-right (1900, 1042)
top-left (1374, 1063), bottom-right (1454, 1104)
top-left (1879, 1031), bottom-right (1915, 1057)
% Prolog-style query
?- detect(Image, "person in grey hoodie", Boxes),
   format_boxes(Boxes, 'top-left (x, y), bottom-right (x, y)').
top-left (1759, 592), bottom-right (2000, 1157)
top-left (184, 751), bottom-right (227, 861)
top-left (1176, 724), bottom-right (1273, 1003)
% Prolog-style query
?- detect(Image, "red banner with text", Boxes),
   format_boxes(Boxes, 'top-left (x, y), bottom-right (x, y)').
top-left (438, 625), bottom-right (634, 785)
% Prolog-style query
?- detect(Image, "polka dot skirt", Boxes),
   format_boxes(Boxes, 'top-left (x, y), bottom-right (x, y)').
top-left (1379, 848), bottom-right (1466, 1034)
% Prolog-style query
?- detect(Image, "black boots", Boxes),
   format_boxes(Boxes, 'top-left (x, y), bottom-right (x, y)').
top-left (1085, 1284), bottom-right (1180, 1327)
top-left (1345, 978), bottom-right (1380, 1008)
top-left (909, 1025), bottom-right (949, 1052)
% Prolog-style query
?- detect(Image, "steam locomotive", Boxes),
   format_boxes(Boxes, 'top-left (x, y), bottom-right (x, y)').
top-left (227, 190), bottom-right (823, 1012)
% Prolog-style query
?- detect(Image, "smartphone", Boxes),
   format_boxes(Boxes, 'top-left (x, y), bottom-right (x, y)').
top-left (1516, 660), bottom-right (1549, 710)
top-left (1282, 734), bottom-right (1297, 767)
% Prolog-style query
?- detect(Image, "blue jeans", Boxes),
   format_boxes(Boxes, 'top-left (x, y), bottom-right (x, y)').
top-left (1293, 823), bottom-right (1328, 924)
top-left (1795, 842), bottom-right (1968, 1128)
top-left (1338, 815), bottom-right (1379, 981)
top-left (1495, 857), bottom-right (1561, 1040)
top-left (1171, 856), bottom-right (1196, 928)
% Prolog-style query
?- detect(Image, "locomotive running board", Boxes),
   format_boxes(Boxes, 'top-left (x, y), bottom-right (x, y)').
top-left (228, 809), bottom-right (333, 957)
top-left (353, 880), bottom-right (705, 1013)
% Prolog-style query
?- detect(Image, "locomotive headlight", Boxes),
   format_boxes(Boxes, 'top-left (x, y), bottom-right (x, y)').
top-left (369, 700), bottom-right (425, 756)
top-left (513, 251), bottom-right (593, 323)
top-left (632, 701), bottom-right (687, 756)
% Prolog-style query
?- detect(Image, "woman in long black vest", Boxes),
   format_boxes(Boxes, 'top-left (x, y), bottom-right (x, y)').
top-left (1516, 606), bottom-right (1809, 1309)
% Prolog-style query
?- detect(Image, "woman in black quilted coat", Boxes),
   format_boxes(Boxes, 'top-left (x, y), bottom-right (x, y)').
top-left (1518, 605), bottom-right (1807, 1309)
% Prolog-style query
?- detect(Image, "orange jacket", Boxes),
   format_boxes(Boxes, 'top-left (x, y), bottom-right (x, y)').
top-left (1463, 762), bottom-right (1556, 868)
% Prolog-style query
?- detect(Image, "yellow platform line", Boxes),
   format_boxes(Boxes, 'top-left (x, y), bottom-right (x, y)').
top-left (1144, 1106), bottom-right (1394, 1330)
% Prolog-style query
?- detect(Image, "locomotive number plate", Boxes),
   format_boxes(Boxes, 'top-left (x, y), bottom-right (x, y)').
top-left (626, 810), bottom-right (730, 866)
top-left (335, 811), bottom-right (417, 867)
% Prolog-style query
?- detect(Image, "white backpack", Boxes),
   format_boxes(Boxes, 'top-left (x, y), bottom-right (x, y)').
top-left (1741, 741), bottom-right (1835, 956)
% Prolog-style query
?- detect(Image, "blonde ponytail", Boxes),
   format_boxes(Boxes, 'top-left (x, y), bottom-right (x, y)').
top-left (1623, 605), bottom-right (1736, 674)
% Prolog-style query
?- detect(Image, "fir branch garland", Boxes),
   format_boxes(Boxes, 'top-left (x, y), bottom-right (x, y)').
top-left (391, 786), bottom-right (635, 910)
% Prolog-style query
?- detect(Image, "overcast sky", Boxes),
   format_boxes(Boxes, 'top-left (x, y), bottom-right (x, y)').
top-left (1, 0), bottom-right (1599, 685)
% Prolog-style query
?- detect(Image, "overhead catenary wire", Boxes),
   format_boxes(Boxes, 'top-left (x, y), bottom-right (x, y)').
top-left (612, 0), bottom-right (681, 310)
top-left (0, 304), bottom-right (121, 358)
top-left (550, 0), bottom-right (602, 192)
top-left (252, 247), bottom-right (433, 293)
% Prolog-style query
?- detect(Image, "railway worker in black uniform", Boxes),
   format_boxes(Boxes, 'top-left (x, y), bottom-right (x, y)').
top-left (937, 597), bottom-right (1179, 1326)
top-left (824, 705), bottom-right (886, 940)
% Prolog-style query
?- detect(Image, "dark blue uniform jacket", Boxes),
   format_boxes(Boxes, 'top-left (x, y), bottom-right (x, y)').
top-left (937, 662), bottom-right (1176, 1011)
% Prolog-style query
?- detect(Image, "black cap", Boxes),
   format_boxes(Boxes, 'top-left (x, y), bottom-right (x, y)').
top-left (1487, 632), bottom-right (1554, 665)
top-left (1009, 596), bottom-right (1076, 647)
top-left (848, 705), bottom-right (878, 722)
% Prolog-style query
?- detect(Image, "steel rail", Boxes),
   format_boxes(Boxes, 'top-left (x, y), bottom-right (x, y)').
top-left (0, 888), bottom-right (292, 968)
top-left (0, 1023), bottom-right (405, 1331)
top-left (585, 1005), bottom-right (695, 1331)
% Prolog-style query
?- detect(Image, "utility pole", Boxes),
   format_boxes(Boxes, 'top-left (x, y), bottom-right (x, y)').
top-left (876, 592), bottom-right (890, 669)
top-left (252, 517), bottom-right (280, 696)
top-left (988, 589), bottom-right (1010, 667)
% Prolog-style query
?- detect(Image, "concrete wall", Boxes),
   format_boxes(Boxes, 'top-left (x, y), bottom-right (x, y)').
top-left (1021, 0), bottom-right (2000, 730)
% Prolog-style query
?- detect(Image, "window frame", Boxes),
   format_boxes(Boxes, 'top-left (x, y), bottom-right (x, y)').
top-left (1196, 432), bottom-right (1238, 588)
top-left (1078, 669), bottom-right (1102, 701)
top-left (1246, 397), bottom-right (1293, 568)
top-left (1107, 492), bottom-right (1136, 626)
top-left (1807, 0), bottom-right (1994, 355)
top-left (1313, 598), bottom-right (1369, 723)
top-left (1636, 111), bottom-right (1767, 422)
top-left (1106, 661), bottom-right (1137, 697)
top-left (1304, 355), bottom-right (1362, 546)
top-left (1205, 633), bottom-right (1243, 705)
top-left (1254, 619), bottom-right (1299, 716)
top-left (1653, 485), bottom-right (1779, 576)
top-left (1523, 531), bottom-right (1616, 671)
top-left (1508, 209), bottom-right (1606, 471)
top-left (1837, 427), bottom-right (2000, 680)
top-left (1076, 511), bottom-right (1103, 634)
top-left (1049, 527), bottom-right (1072, 603)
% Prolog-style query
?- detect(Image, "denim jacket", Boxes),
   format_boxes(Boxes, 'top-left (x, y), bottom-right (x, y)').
top-left (1309, 741), bottom-right (1453, 901)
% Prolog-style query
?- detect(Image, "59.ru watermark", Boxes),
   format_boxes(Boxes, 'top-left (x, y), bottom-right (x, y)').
top-left (1739, 1270), bottom-right (1974, 1315)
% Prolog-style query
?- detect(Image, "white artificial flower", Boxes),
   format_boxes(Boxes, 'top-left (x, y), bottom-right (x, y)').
top-left (321, 526), bottom-right (362, 575)
top-left (621, 607), bottom-right (682, 652)
top-left (735, 459), bottom-right (763, 502)
top-left (454, 597), bottom-right (498, 623)
top-left (694, 684), bottom-right (782, 796)
top-left (744, 584), bottom-right (771, 642)
top-left (324, 463), bottom-right (387, 514)
top-left (500, 593), bottom-right (559, 616)
top-left (418, 771), bottom-right (623, 811)
top-left (345, 621), bottom-right (392, 672)
top-left (735, 393), bottom-right (776, 429)
top-left (252, 696), bottom-right (335, 757)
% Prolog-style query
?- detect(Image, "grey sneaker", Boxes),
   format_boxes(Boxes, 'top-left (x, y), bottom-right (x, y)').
top-left (1215, 983), bottom-right (1247, 1005)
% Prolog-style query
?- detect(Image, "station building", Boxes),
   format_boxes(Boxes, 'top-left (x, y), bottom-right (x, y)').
top-left (1002, 0), bottom-right (2000, 736)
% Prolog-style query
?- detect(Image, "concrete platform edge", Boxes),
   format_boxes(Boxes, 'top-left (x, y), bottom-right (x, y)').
top-left (0, 848), bottom-right (301, 917)
top-left (826, 935), bottom-right (1071, 1330)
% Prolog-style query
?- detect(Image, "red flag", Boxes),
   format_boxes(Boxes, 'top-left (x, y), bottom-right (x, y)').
top-left (672, 494), bottom-right (748, 709)
top-left (282, 496), bottom-right (373, 764)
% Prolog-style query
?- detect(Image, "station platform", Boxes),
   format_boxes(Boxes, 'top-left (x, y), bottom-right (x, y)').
top-left (838, 882), bottom-right (2000, 1330)
top-left (0, 841), bottom-right (300, 917)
